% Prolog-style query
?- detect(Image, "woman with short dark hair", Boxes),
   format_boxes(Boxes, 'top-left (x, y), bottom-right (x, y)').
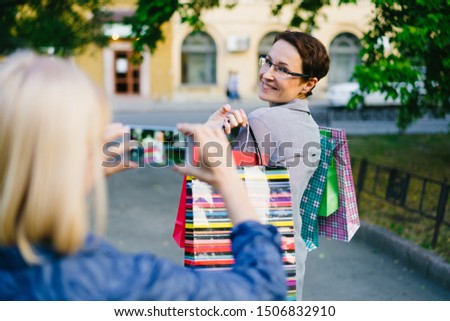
top-left (207, 30), bottom-right (330, 300)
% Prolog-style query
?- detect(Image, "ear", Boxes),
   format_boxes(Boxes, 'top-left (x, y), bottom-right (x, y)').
top-left (299, 77), bottom-right (318, 95)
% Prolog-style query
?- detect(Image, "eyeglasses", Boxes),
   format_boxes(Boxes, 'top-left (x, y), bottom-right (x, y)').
top-left (258, 54), bottom-right (310, 79)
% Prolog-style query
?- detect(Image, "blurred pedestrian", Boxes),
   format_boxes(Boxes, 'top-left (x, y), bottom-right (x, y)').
top-left (226, 69), bottom-right (240, 102)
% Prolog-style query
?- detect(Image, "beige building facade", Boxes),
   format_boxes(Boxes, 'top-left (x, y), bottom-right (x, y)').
top-left (76, 0), bottom-right (374, 102)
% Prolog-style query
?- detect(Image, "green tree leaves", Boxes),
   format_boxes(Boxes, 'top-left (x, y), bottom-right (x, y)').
top-left (354, 0), bottom-right (450, 129)
top-left (1, 0), bottom-right (448, 129)
top-left (0, 0), bottom-right (112, 56)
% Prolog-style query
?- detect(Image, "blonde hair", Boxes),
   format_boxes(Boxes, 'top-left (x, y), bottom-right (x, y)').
top-left (0, 51), bottom-right (111, 263)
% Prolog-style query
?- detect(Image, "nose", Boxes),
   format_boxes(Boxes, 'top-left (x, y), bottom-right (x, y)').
top-left (260, 65), bottom-right (276, 80)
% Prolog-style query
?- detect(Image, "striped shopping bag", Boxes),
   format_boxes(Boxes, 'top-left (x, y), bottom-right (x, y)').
top-left (184, 166), bottom-right (297, 301)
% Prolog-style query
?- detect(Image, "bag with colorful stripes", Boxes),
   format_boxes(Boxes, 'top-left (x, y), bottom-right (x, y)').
top-left (181, 164), bottom-right (296, 300)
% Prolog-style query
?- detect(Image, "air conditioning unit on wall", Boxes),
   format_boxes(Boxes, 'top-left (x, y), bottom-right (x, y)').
top-left (226, 35), bottom-right (250, 52)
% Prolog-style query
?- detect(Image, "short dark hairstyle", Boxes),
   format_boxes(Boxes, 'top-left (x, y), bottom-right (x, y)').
top-left (274, 30), bottom-right (330, 82)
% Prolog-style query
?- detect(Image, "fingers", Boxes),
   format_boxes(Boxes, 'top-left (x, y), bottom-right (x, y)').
top-left (211, 104), bottom-right (231, 118)
top-left (219, 104), bottom-right (231, 116)
top-left (197, 126), bottom-right (229, 148)
top-left (196, 127), bottom-right (233, 170)
top-left (222, 119), bottom-right (232, 134)
top-left (206, 104), bottom-right (231, 124)
top-left (175, 123), bottom-right (231, 162)
top-left (205, 104), bottom-right (248, 132)
top-left (176, 122), bottom-right (201, 137)
top-left (102, 122), bottom-right (130, 162)
top-left (104, 159), bottom-right (138, 177)
top-left (103, 122), bottom-right (138, 176)
top-left (177, 123), bottom-right (227, 143)
top-left (225, 108), bottom-right (248, 129)
top-left (104, 122), bottom-right (127, 141)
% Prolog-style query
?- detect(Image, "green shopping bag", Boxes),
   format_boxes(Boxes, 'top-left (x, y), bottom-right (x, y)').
top-left (318, 129), bottom-right (339, 217)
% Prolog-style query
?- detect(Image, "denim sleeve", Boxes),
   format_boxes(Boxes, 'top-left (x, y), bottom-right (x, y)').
top-left (100, 221), bottom-right (286, 300)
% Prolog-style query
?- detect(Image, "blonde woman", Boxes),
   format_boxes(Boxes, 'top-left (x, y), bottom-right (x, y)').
top-left (0, 52), bottom-right (285, 300)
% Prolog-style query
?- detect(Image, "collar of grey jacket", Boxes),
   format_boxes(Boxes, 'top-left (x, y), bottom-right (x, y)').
top-left (278, 98), bottom-right (311, 115)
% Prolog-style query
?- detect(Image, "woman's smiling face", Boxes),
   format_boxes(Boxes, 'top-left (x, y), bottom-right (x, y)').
top-left (258, 39), bottom-right (308, 106)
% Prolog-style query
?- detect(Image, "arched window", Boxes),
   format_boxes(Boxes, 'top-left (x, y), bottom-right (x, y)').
top-left (258, 31), bottom-right (278, 56)
top-left (181, 31), bottom-right (216, 84)
top-left (328, 33), bottom-right (362, 84)
top-left (256, 32), bottom-right (278, 84)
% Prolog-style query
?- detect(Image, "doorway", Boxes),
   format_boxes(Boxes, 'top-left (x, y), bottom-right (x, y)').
top-left (114, 51), bottom-right (140, 94)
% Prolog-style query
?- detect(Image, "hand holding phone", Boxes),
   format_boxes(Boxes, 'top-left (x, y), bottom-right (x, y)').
top-left (171, 123), bottom-right (236, 187)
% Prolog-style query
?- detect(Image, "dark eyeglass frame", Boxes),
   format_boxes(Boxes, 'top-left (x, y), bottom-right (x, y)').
top-left (258, 54), bottom-right (310, 79)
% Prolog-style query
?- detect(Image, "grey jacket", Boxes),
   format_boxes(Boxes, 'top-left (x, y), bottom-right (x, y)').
top-left (234, 99), bottom-right (320, 299)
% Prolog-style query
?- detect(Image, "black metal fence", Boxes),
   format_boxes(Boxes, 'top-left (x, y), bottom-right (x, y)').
top-left (354, 157), bottom-right (449, 248)
top-left (311, 107), bottom-right (444, 127)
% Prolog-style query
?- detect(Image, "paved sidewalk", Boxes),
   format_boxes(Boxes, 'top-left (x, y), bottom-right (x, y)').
top-left (110, 95), bottom-right (329, 113)
top-left (357, 222), bottom-right (450, 289)
top-left (110, 96), bottom-right (449, 135)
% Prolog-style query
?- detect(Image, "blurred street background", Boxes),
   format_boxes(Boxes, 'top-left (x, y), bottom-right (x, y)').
top-left (4, 0), bottom-right (449, 302)
top-left (105, 98), bottom-right (450, 301)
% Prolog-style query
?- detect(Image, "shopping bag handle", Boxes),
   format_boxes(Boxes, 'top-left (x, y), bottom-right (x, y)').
top-left (242, 125), bottom-right (268, 166)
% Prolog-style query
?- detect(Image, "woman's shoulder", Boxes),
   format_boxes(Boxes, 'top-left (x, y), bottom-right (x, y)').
top-left (248, 106), bottom-right (270, 118)
top-left (249, 99), bottom-right (309, 116)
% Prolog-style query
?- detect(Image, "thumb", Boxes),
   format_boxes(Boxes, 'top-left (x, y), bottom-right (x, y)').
top-left (219, 104), bottom-right (231, 116)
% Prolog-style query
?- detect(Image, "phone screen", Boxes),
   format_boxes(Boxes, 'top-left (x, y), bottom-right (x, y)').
top-left (128, 126), bottom-right (189, 167)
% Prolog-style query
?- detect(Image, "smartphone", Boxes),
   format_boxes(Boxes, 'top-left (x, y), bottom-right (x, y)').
top-left (128, 125), bottom-right (191, 167)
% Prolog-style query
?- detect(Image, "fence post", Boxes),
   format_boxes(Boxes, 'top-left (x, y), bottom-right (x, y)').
top-left (386, 168), bottom-right (398, 202)
top-left (356, 158), bottom-right (368, 198)
top-left (432, 179), bottom-right (449, 248)
top-left (400, 173), bottom-right (411, 207)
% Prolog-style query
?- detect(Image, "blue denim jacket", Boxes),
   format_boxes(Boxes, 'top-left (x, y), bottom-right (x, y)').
top-left (0, 221), bottom-right (286, 300)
